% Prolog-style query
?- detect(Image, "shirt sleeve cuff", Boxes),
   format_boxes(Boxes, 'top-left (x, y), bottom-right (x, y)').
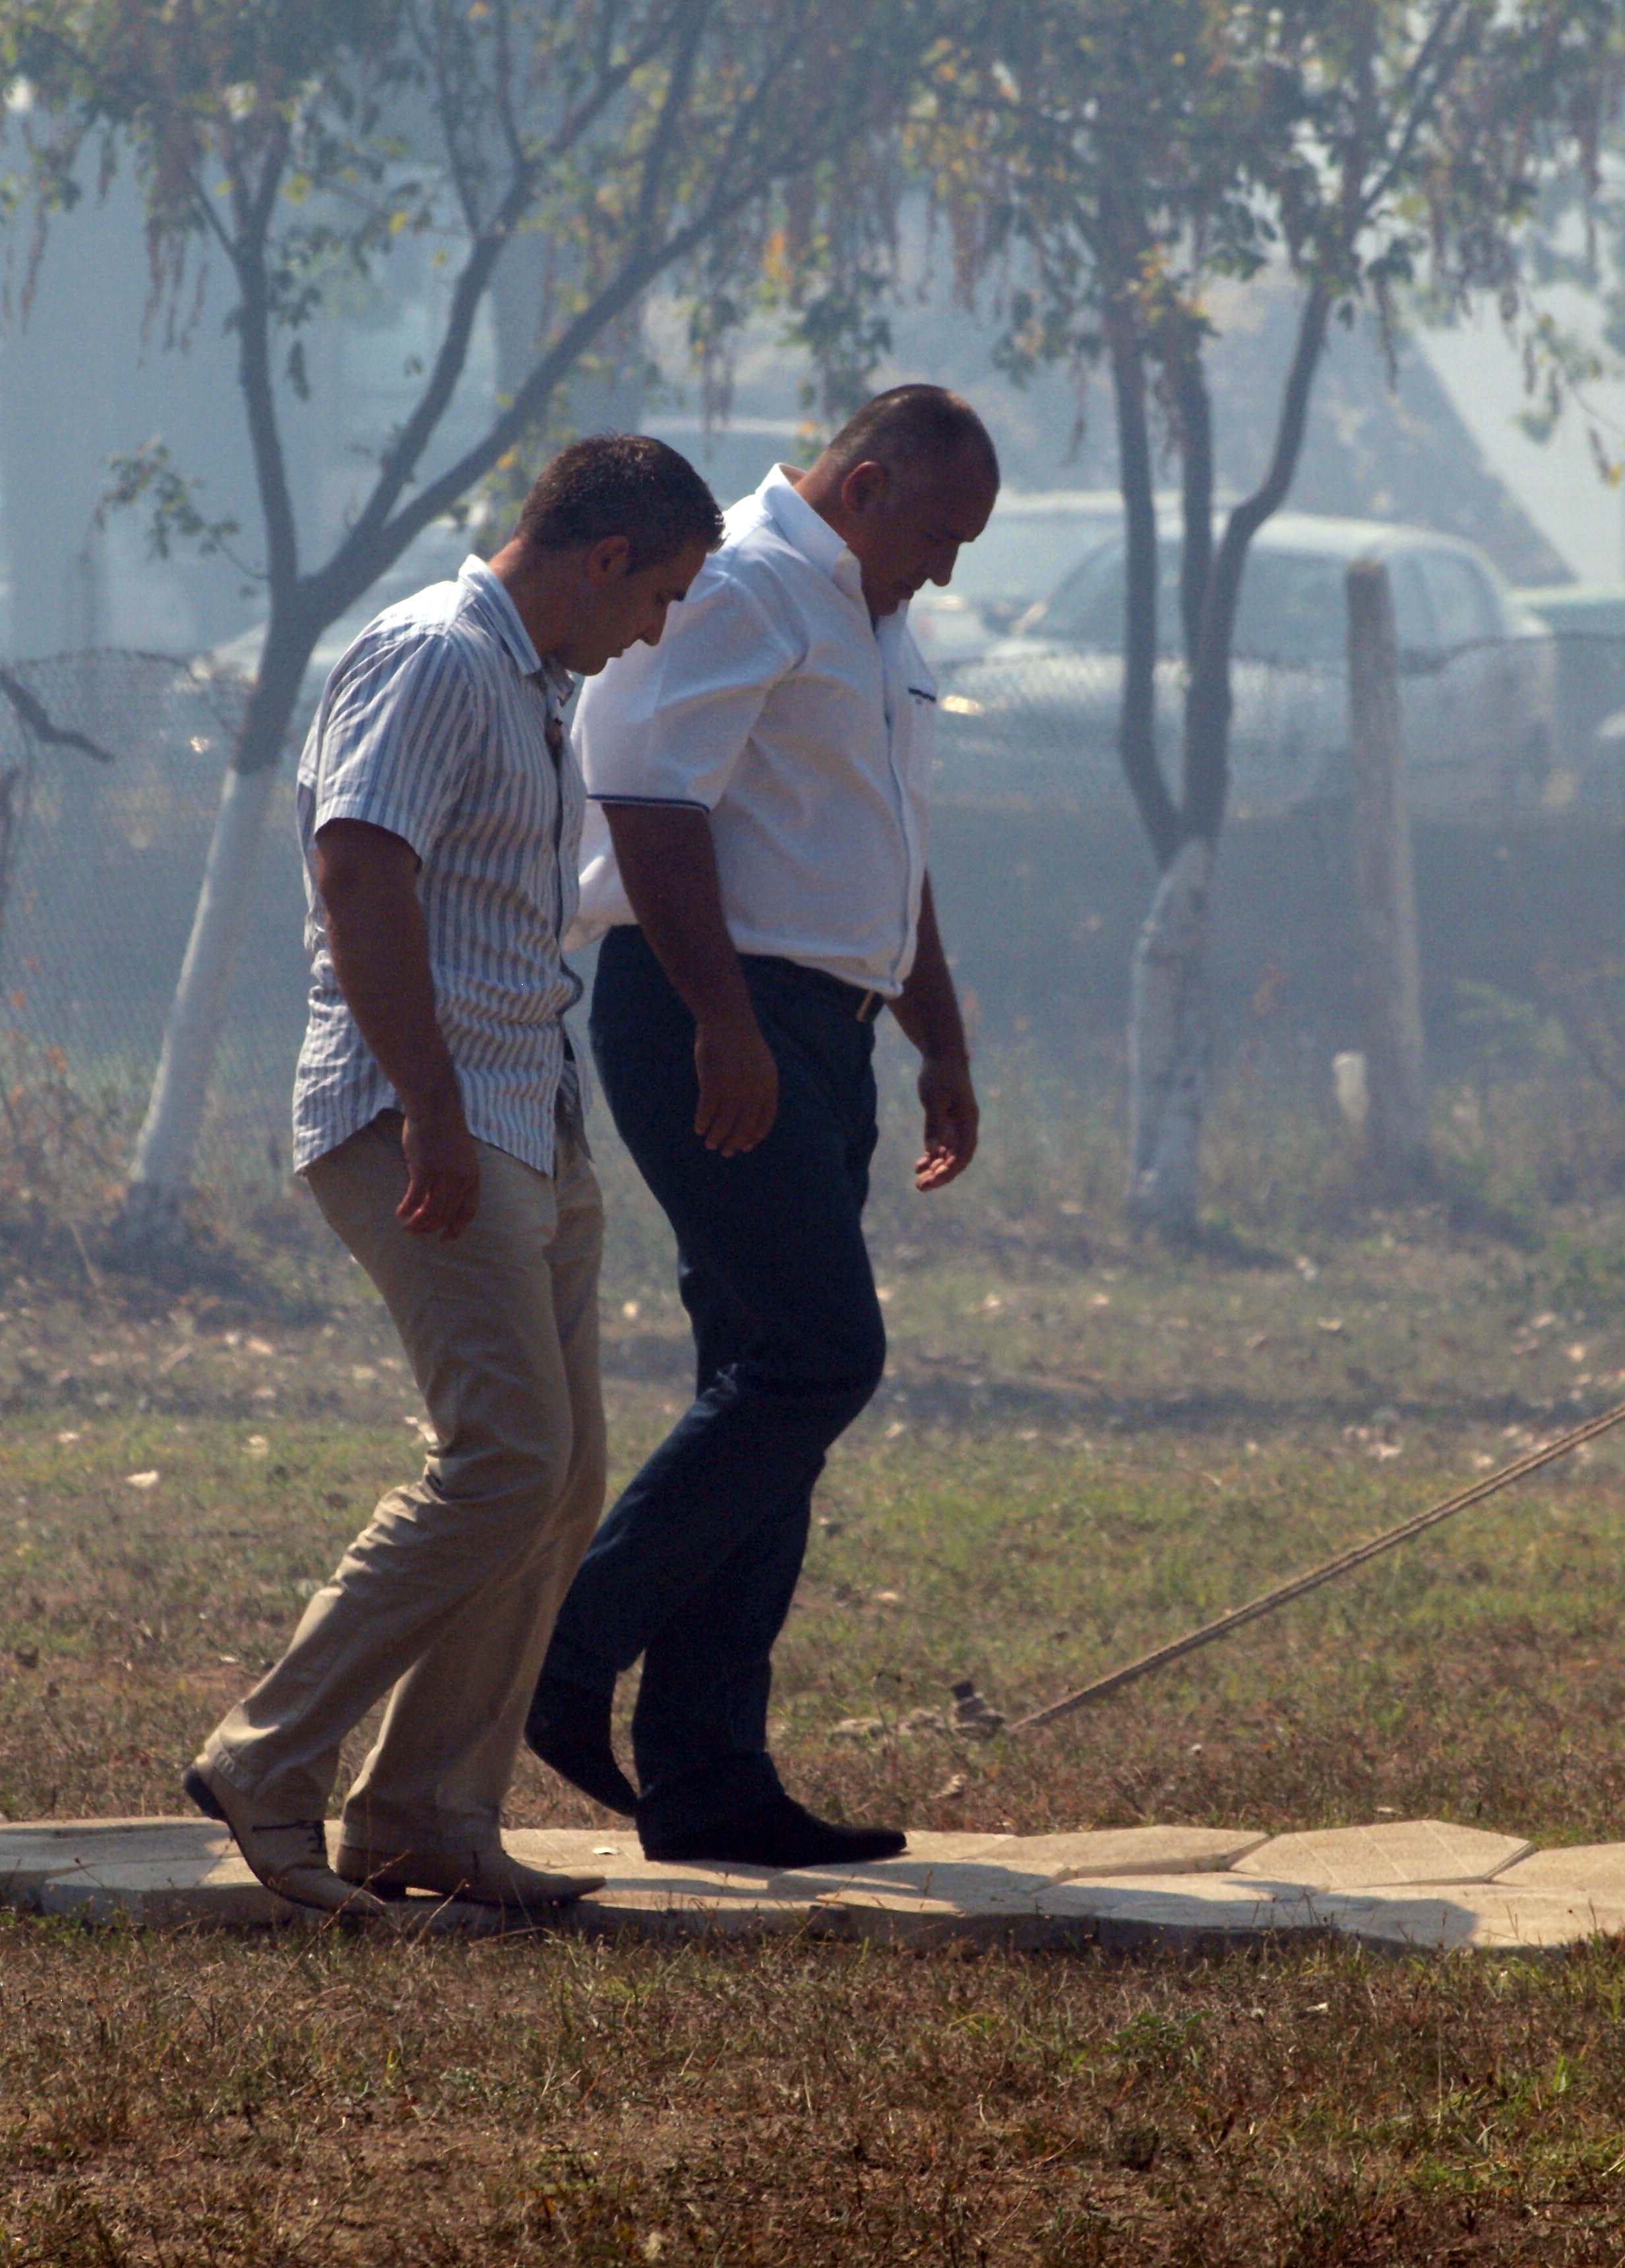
top-left (591, 792), bottom-right (712, 812)
top-left (310, 791), bottom-right (441, 865)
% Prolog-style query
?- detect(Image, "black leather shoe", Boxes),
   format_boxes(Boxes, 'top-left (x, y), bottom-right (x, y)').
top-left (525, 1677), bottom-right (638, 1816)
top-left (641, 1791), bottom-right (906, 1869)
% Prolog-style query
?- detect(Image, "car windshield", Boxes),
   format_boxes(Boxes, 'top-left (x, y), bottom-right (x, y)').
top-left (950, 510), bottom-right (1122, 610)
top-left (1033, 539), bottom-right (1350, 665)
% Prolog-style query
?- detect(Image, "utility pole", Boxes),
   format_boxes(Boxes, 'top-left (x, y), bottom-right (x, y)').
top-left (1345, 557), bottom-right (1428, 1185)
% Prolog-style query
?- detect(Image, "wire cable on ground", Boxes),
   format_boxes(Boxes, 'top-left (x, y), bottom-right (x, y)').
top-left (1010, 1394), bottom-right (1625, 1735)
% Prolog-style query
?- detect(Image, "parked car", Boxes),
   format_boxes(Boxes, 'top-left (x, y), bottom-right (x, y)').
top-left (909, 489), bottom-right (1149, 667)
top-left (1512, 583), bottom-right (1625, 800)
top-left (933, 512), bottom-right (1558, 816)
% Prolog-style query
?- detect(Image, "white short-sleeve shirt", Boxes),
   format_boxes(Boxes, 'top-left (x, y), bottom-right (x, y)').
top-left (570, 465), bottom-right (936, 997)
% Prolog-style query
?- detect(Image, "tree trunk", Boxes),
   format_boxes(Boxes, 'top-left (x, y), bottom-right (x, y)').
top-left (119, 626), bottom-right (313, 1239)
top-left (1120, 287), bottom-right (1333, 1240)
top-left (1106, 307), bottom-right (1176, 866)
top-left (1126, 835), bottom-right (1213, 1238)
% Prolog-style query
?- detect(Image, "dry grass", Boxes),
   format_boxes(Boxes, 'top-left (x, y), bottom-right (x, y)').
top-left (9, 1055), bottom-right (1625, 2259)
top-left (8, 1918), bottom-right (1625, 2263)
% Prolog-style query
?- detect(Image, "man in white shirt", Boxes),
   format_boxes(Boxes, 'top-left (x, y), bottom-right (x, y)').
top-left (528, 386), bottom-right (998, 1869)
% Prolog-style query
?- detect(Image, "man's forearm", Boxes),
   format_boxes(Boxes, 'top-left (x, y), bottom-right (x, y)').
top-left (603, 800), bottom-right (779, 1156)
top-left (889, 876), bottom-right (969, 1063)
top-left (315, 820), bottom-right (478, 1237)
top-left (326, 889), bottom-right (461, 1118)
top-left (603, 802), bottom-right (754, 1027)
top-left (316, 827), bottom-right (464, 1123)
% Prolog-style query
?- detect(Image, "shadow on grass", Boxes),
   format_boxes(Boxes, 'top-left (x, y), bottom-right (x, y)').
top-left (873, 1361), bottom-right (1586, 1440)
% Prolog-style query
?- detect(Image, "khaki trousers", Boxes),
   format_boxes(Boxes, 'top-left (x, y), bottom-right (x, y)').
top-left (203, 1114), bottom-right (605, 1856)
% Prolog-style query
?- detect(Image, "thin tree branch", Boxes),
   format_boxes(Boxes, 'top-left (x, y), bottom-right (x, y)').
top-left (218, 114), bottom-right (301, 601)
top-left (1358, 0), bottom-right (1478, 218)
top-left (630, 0), bottom-right (714, 250)
top-left (538, 0), bottom-right (691, 167)
top-left (328, 3), bottom-right (852, 607)
top-left (0, 669), bottom-right (113, 761)
top-left (1181, 280), bottom-right (1332, 843)
top-left (353, 150), bottom-right (803, 588)
top-left (320, 168), bottom-right (537, 596)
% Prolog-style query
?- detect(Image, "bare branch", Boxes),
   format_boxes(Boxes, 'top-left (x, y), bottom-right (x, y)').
top-left (321, 167), bottom-right (539, 595)
top-left (0, 668), bottom-right (113, 762)
top-left (541, 0), bottom-right (693, 165)
top-left (1357, 0), bottom-right (1480, 220)
top-left (355, 151), bottom-right (799, 587)
top-left (1180, 280), bottom-right (1332, 843)
top-left (631, 0), bottom-right (714, 250)
top-left (218, 113), bottom-right (301, 598)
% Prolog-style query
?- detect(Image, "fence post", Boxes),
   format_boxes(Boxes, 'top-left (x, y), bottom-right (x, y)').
top-left (1345, 558), bottom-right (1428, 1183)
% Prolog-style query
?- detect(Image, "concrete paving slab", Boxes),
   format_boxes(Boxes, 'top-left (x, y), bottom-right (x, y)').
top-left (18, 1823), bottom-right (588, 1933)
top-left (0, 1819), bottom-right (239, 1908)
top-left (983, 1826), bottom-right (1269, 1882)
top-left (576, 1863), bottom-right (816, 1937)
top-left (38, 1849), bottom-right (290, 1928)
top-left (1316, 1886), bottom-right (1625, 1954)
top-left (13, 1816), bottom-right (1621, 1955)
top-left (1235, 1819), bottom-right (1533, 1890)
top-left (1496, 1845), bottom-right (1625, 1899)
top-left (35, 1851), bottom-right (575, 1936)
top-left (814, 1871), bottom-right (1328, 1954)
top-left (509, 1831), bottom-right (818, 1936)
top-left (768, 1832), bottom-right (1264, 1909)
top-left (806, 1885), bottom-right (1058, 1950)
top-left (769, 1856), bottom-right (1041, 1907)
top-left (1037, 1874), bottom-right (1328, 1954)
top-left (503, 1828), bottom-right (638, 1872)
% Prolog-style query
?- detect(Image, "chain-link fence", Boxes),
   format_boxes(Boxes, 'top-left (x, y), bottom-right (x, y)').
top-left (0, 651), bottom-right (309, 1172)
top-left (0, 624), bottom-right (1622, 1185)
top-left (931, 630), bottom-right (1625, 818)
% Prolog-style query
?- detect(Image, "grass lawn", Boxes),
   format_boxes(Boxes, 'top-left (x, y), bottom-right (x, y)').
top-left (7, 1063), bottom-right (1625, 2260)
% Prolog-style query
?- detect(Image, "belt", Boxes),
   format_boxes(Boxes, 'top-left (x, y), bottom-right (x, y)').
top-left (739, 953), bottom-right (886, 1024)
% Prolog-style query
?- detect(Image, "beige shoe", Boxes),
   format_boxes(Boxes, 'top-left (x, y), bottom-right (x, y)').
top-left (184, 1759), bottom-right (392, 1921)
top-left (335, 1838), bottom-right (603, 1912)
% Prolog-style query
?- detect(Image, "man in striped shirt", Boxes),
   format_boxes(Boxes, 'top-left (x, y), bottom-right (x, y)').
top-left (185, 436), bottom-right (721, 1920)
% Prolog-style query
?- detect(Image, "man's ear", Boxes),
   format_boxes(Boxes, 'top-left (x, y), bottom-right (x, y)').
top-left (582, 533), bottom-right (633, 586)
top-left (838, 459), bottom-right (890, 518)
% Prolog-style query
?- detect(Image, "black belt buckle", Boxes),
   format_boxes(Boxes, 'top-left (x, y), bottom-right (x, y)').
top-left (855, 989), bottom-right (881, 1024)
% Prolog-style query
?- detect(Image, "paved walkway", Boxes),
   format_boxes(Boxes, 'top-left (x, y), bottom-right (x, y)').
top-left (7, 1815), bottom-right (1625, 1953)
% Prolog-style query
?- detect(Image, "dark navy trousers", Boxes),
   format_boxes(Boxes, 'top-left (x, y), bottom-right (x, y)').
top-left (541, 923), bottom-right (886, 1840)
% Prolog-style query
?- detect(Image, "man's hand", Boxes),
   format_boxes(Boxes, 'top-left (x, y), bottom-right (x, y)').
top-left (695, 1009), bottom-right (779, 1157)
top-left (915, 1050), bottom-right (979, 1191)
top-left (398, 1089), bottom-right (481, 1239)
top-left (888, 876), bottom-right (975, 1192)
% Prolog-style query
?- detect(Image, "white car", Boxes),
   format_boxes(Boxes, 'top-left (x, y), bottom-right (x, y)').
top-left (909, 489), bottom-right (1146, 669)
top-left (933, 512), bottom-right (1558, 816)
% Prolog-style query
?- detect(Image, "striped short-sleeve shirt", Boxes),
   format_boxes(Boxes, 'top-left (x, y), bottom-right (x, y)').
top-left (291, 558), bottom-right (585, 1178)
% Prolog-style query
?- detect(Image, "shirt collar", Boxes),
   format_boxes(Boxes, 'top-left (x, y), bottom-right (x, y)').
top-left (458, 556), bottom-right (574, 703)
top-left (757, 465), bottom-right (865, 604)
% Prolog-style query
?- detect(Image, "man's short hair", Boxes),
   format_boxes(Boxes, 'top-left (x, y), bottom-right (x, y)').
top-left (822, 385), bottom-right (1000, 487)
top-left (513, 434), bottom-right (724, 571)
